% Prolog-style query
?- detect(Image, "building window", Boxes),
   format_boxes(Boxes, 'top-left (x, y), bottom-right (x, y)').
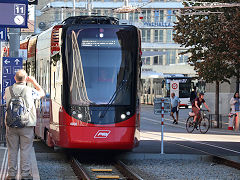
top-left (129, 12), bottom-right (133, 21)
top-left (153, 10), bottom-right (164, 22)
top-left (142, 30), bottom-right (146, 42)
top-left (134, 12), bottom-right (138, 21)
top-left (167, 10), bottom-right (172, 22)
top-left (142, 57), bottom-right (151, 65)
top-left (154, 29), bottom-right (163, 42)
top-left (146, 57), bottom-right (150, 65)
top-left (172, 9), bottom-right (177, 23)
top-left (166, 50), bottom-right (176, 65)
top-left (147, 10), bottom-right (151, 21)
top-left (160, 10), bottom-right (164, 22)
top-left (154, 10), bottom-right (159, 22)
top-left (147, 29), bottom-right (150, 42)
top-left (153, 50), bottom-right (164, 65)
top-left (142, 29), bottom-right (151, 42)
top-left (166, 29), bottom-right (173, 43)
top-left (104, 10), bottom-right (108, 15)
top-left (179, 53), bottom-right (189, 63)
top-left (154, 56), bottom-right (158, 64)
top-left (159, 55), bottom-right (163, 65)
top-left (171, 50), bottom-right (176, 64)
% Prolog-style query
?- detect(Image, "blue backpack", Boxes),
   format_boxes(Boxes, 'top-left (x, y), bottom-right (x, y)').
top-left (6, 86), bottom-right (30, 128)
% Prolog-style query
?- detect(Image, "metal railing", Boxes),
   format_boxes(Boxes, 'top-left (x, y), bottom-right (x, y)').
top-left (208, 114), bottom-right (229, 129)
top-left (0, 104), bottom-right (6, 146)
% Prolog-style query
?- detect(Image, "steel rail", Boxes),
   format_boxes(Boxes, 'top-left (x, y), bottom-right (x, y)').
top-left (115, 160), bottom-right (144, 180)
top-left (70, 157), bottom-right (91, 180)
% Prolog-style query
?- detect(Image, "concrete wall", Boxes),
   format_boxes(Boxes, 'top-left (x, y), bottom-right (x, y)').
top-left (205, 78), bottom-right (239, 115)
top-left (205, 92), bottom-right (233, 115)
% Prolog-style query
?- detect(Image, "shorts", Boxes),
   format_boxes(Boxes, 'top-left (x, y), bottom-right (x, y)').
top-left (192, 106), bottom-right (200, 116)
top-left (171, 107), bottom-right (178, 113)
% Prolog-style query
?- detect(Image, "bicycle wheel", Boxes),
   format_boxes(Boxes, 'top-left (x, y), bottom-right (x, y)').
top-left (199, 117), bottom-right (210, 134)
top-left (186, 116), bottom-right (195, 133)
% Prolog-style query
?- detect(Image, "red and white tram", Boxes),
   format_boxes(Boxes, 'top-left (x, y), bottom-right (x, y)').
top-left (22, 16), bottom-right (141, 149)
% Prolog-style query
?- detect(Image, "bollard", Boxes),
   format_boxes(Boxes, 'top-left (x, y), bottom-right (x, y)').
top-left (228, 113), bottom-right (234, 130)
top-left (235, 112), bottom-right (240, 132)
top-left (161, 99), bottom-right (164, 154)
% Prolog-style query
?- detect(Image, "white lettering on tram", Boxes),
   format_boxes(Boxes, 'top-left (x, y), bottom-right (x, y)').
top-left (94, 130), bottom-right (111, 138)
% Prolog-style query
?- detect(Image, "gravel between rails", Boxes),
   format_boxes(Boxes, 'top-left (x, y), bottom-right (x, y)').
top-left (36, 158), bottom-right (78, 180)
top-left (126, 159), bottom-right (240, 180)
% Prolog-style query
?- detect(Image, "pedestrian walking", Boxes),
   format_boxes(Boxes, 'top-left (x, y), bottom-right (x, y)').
top-left (190, 87), bottom-right (197, 104)
top-left (170, 93), bottom-right (180, 124)
top-left (4, 69), bottom-right (45, 180)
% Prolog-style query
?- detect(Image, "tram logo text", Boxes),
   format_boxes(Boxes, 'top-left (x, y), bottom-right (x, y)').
top-left (94, 130), bottom-right (111, 138)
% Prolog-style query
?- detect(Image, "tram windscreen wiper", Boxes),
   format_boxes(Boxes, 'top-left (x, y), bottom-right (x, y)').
top-left (99, 79), bottom-right (128, 118)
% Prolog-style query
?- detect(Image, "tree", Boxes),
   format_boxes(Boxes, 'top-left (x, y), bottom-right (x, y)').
top-left (173, 0), bottom-right (240, 123)
top-left (220, 8), bottom-right (240, 92)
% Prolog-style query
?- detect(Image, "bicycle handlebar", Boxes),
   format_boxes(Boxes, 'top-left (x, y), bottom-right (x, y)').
top-left (200, 109), bottom-right (209, 112)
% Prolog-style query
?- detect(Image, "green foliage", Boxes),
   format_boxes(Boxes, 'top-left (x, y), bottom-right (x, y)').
top-left (173, 0), bottom-right (240, 83)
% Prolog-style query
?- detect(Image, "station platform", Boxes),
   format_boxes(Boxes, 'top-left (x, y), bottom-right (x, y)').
top-left (0, 145), bottom-right (40, 180)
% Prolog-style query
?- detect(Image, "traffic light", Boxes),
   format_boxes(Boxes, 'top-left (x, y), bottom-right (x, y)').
top-left (28, 0), bottom-right (38, 5)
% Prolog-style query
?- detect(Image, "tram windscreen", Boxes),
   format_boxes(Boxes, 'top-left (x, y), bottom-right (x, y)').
top-left (64, 26), bottom-right (137, 106)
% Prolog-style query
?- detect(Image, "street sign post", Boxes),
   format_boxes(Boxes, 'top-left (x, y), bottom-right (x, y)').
top-left (0, 28), bottom-right (7, 41)
top-left (0, 0), bottom-right (28, 28)
top-left (1, 57), bottom-right (23, 104)
top-left (170, 80), bottom-right (179, 97)
top-left (154, 98), bottom-right (171, 115)
top-left (154, 97), bottom-right (171, 154)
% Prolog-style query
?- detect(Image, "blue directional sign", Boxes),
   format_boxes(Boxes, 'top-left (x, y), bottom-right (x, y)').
top-left (0, 0), bottom-right (28, 28)
top-left (2, 57), bottom-right (23, 104)
top-left (0, 27), bottom-right (7, 41)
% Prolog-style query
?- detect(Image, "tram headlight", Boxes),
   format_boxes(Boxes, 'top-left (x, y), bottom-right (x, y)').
top-left (121, 114), bottom-right (126, 119)
top-left (99, 33), bottom-right (104, 38)
top-left (77, 113), bottom-right (83, 119)
top-left (126, 111), bottom-right (130, 116)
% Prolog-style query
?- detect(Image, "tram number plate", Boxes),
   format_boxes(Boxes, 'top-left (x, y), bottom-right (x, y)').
top-left (154, 98), bottom-right (171, 115)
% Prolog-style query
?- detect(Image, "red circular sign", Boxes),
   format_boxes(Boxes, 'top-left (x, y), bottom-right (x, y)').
top-left (172, 83), bottom-right (178, 89)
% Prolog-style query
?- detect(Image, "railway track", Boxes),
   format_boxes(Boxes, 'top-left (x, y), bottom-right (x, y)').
top-left (70, 157), bottom-right (144, 180)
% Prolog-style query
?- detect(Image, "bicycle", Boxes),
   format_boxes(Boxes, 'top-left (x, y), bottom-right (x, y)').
top-left (186, 109), bottom-right (210, 134)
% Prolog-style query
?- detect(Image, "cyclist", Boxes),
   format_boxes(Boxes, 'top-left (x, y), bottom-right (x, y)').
top-left (192, 92), bottom-right (210, 124)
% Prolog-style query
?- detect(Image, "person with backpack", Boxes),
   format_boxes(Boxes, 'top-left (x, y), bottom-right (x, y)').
top-left (4, 69), bottom-right (45, 180)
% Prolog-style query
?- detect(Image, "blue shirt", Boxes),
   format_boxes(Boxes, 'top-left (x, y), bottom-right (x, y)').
top-left (171, 96), bottom-right (180, 108)
top-left (234, 98), bottom-right (240, 111)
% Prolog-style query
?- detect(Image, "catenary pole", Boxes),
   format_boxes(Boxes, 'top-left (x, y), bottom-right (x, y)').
top-left (73, 0), bottom-right (76, 16)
